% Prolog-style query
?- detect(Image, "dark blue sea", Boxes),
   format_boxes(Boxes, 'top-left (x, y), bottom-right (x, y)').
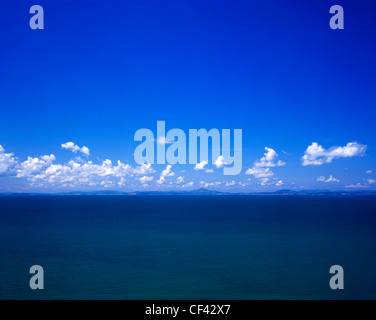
top-left (0, 195), bottom-right (376, 300)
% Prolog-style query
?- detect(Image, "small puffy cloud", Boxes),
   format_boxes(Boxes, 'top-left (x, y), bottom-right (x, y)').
top-left (302, 142), bottom-right (366, 166)
top-left (326, 176), bottom-right (340, 183)
top-left (276, 180), bottom-right (284, 187)
top-left (225, 180), bottom-right (236, 187)
top-left (0, 145), bottom-right (17, 175)
top-left (118, 177), bottom-right (126, 187)
top-left (260, 178), bottom-right (270, 186)
top-left (62, 142), bottom-right (90, 155)
top-left (205, 169), bottom-right (214, 173)
top-left (176, 176), bottom-right (184, 184)
top-left (201, 181), bottom-right (222, 188)
top-left (182, 181), bottom-right (194, 188)
top-left (133, 163), bottom-right (155, 175)
top-left (157, 165), bottom-right (175, 184)
top-left (215, 156), bottom-right (225, 168)
top-left (366, 170), bottom-right (373, 174)
top-left (156, 137), bottom-right (175, 145)
top-left (161, 165), bottom-right (174, 177)
top-left (246, 168), bottom-right (273, 186)
top-left (139, 176), bottom-right (153, 184)
top-left (246, 147), bottom-right (285, 186)
top-left (254, 147), bottom-right (285, 168)
top-left (100, 180), bottom-right (113, 188)
top-left (80, 146), bottom-right (90, 155)
top-left (317, 175), bottom-right (340, 183)
top-left (194, 161), bottom-right (208, 170)
top-left (156, 177), bottom-right (165, 185)
top-left (246, 167), bottom-right (274, 179)
top-left (368, 179), bottom-right (375, 185)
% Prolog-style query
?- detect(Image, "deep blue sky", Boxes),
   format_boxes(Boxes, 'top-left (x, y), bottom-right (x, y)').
top-left (1, 0), bottom-right (375, 192)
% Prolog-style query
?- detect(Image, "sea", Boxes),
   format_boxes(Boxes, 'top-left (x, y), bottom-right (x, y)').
top-left (0, 195), bottom-right (375, 300)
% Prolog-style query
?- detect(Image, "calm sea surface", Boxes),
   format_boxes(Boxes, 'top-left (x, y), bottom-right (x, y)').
top-left (0, 195), bottom-right (375, 299)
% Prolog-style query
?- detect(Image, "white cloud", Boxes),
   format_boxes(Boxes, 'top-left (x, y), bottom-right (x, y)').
top-left (260, 178), bottom-right (270, 186)
top-left (225, 180), bottom-right (236, 187)
top-left (302, 142), bottom-right (366, 166)
top-left (214, 156), bottom-right (225, 168)
top-left (17, 154), bottom-right (56, 178)
top-left (366, 170), bottom-right (373, 174)
top-left (246, 167), bottom-right (274, 179)
top-left (118, 177), bottom-right (126, 187)
top-left (133, 163), bottom-right (155, 175)
top-left (0, 145), bottom-right (17, 175)
top-left (205, 169), bottom-right (214, 173)
top-left (201, 181), bottom-right (222, 188)
top-left (368, 179), bottom-right (375, 185)
top-left (176, 176), bottom-right (184, 184)
top-left (17, 153), bottom-right (156, 188)
top-left (246, 167), bottom-right (273, 186)
top-left (194, 161), bottom-right (208, 171)
top-left (276, 180), bottom-right (284, 187)
top-left (317, 175), bottom-right (340, 183)
top-left (156, 137), bottom-right (175, 145)
top-left (0, 143), bottom-right (289, 190)
top-left (139, 176), bottom-right (153, 184)
top-left (254, 147), bottom-right (285, 168)
top-left (61, 142), bottom-right (90, 155)
top-left (80, 146), bottom-right (90, 155)
top-left (182, 181), bottom-right (194, 188)
top-left (157, 165), bottom-right (175, 184)
top-left (161, 165), bottom-right (174, 177)
top-left (245, 147), bottom-right (285, 186)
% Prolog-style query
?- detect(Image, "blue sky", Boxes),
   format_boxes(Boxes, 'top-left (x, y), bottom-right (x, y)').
top-left (1, 0), bottom-right (376, 192)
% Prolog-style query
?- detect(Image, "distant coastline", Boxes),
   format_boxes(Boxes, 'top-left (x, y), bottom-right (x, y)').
top-left (1, 188), bottom-right (376, 196)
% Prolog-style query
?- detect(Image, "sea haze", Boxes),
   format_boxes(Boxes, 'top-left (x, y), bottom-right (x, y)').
top-left (0, 195), bottom-right (375, 299)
